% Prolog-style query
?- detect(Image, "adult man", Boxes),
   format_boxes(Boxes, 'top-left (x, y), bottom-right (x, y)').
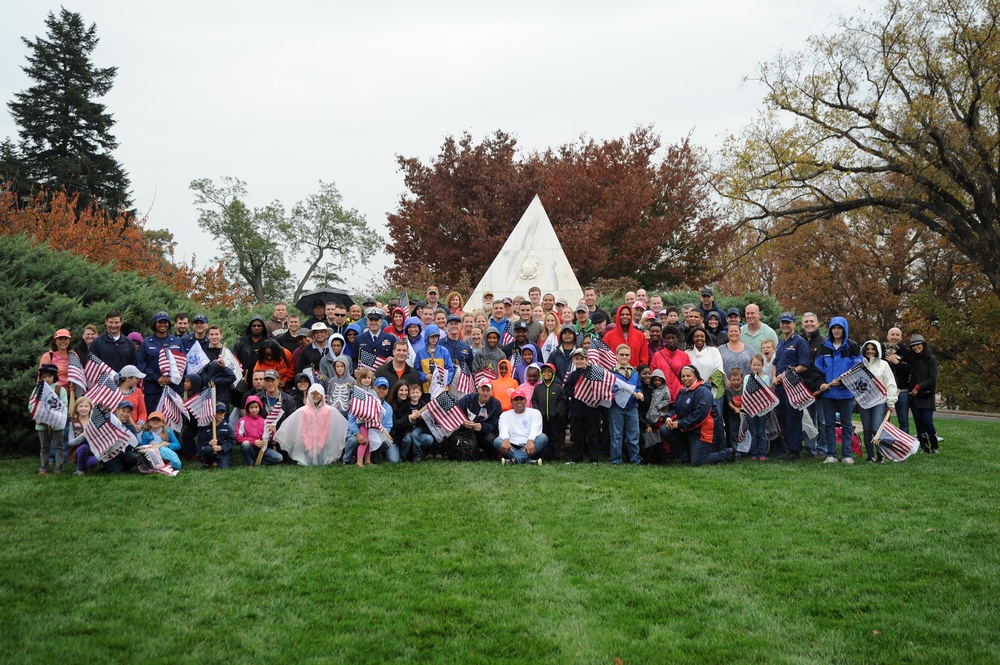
top-left (233, 317), bottom-right (269, 383)
top-left (481, 290), bottom-right (495, 311)
top-left (137, 311), bottom-right (184, 413)
top-left (636, 288), bottom-right (648, 303)
top-left (256, 369), bottom-right (296, 459)
top-left (376, 340), bottom-right (421, 387)
top-left (725, 307), bottom-right (742, 329)
top-left (354, 308), bottom-right (396, 368)
top-left (603, 304), bottom-right (649, 366)
top-left (591, 312), bottom-right (609, 340)
top-left (425, 286), bottom-right (441, 311)
top-left (649, 295), bottom-right (664, 318)
top-left (528, 286), bottom-right (542, 309)
top-left (519, 301), bottom-right (543, 341)
top-left (456, 378), bottom-right (503, 460)
top-left (502, 297), bottom-right (516, 322)
top-left (624, 291), bottom-right (637, 308)
top-left (489, 300), bottom-right (509, 334)
top-left (573, 304), bottom-right (595, 344)
top-left (541, 293), bottom-right (556, 313)
top-left (697, 288), bottom-right (726, 323)
top-left (440, 315), bottom-right (473, 386)
top-left (173, 313), bottom-right (190, 336)
top-left (276, 313), bottom-right (304, 353)
top-left (494, 385), bottom-right (548, 465)
top-left (800, 312), bottom-right (827, 455)
top-left (501, 321), bottom-right (531, 361)
top-left (88, 310), bottom-right (137, 371)
top-left (303, 298), bottom-right (327, 329)
top-left (326, 304), bottom-right (349, 336)
top-left (296, 322), bottom-right (332, 373)
top-left (181, 313), bottom-right (210, 353)
top-left (266, 303), bottom-right (288, 338)
top-left (884, 327), bottom-right (914, 433)
top-left (583, 286), bottom-right (609, 321)
top-left (772, 312), bottom-right (812, 461)
top-left (200, 324), bottom-right (238, 411)
top-left (740, 304), bottom-right (779, 354)
top-left (678, 303), bottom-right (696, 340)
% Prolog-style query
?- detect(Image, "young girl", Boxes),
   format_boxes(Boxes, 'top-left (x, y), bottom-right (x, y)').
top-left (292, 372), bottom-right (312, 409)
top-left (237, 395), bottom-right (280, 466)
top-left (275, 384), bottom-right (348, 466)
top-left (512, 345), bottom-right (539, 384)
top-left (325, 355), bottom-right (355, 418)
top-left (760, 339), bottom-right (777, 382)
top-left (139, 412), bottom-right (182, 471)
top-left (68, 396), bottom-right (99, 475)
top-left (353, 368), bottom-right (377, 467)
top-left (32, 364), bottom-right (68, 474)
top-left (743, 354), bottom-right (772, 461)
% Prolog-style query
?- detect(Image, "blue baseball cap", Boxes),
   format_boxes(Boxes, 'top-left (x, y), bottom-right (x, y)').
top-left (373, 377), bottom-right (390, 389)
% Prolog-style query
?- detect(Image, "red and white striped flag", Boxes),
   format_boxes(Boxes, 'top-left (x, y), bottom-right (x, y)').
top-left (158, 347), bottom-right (187, 385)
top-left (67, 353), bottom-right (87, 391)
top-left (840, 362), bottom-right (888, 409)
top-left (84, 356), bottom-right (118, 388)
top-left (85, 406), bottom-right (131, 462)
top-left (877, 421), bottom-right (920, 462)
top-left (29, 381), bottom-right (67, 428)
top-left (184, 386), bottom-right (215, 426)
top-left (782, 369), bottom-right (815, 410)
top-left (429, 363), bottom-right (448, 398)
top-left (500, 324), bottom-right (515, 347)
top-left (359, 348), bottom-right (387, 371)
top-left (424, 391), bottom-right (466, 435)
top-left (263, 397), bottom-right (283, 441)
top-left (85, 372), bottom-right (124, 410)
top-left (742, 375), bottom-right (779, 417)
top-left (350, 386), bottom-right (383, 427)
top-left (136, 446), bottom-right (178, 476)
top-left (455, 363), bottom-right (475, 395)
top-left (156, 386), bottom-right (187, 431)
top-left (587, 337), bottom-right (617, 370)
top-left (475, 366), bottom-right (498, 387)
top-left (574, 364), bottom-right (618, 408)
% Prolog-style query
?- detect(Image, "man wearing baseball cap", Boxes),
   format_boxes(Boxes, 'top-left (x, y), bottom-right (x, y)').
top-left (455, 377), bottom-right (503, 459)
top-left (353, 308), bottom-right (396, 369)
top-left (494, 384), bottom-right (547, 465)
top-left (181, 313), bottom-right (211, 353)
top-left (255, 369), bottom-right (296, 449)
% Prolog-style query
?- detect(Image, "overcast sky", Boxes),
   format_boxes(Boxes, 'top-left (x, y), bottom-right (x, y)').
top-left (0, 1), bottom-right (860, 293)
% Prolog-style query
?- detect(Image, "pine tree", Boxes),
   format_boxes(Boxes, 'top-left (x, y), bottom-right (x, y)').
top-left (4, 8), bottom-right (131, 211)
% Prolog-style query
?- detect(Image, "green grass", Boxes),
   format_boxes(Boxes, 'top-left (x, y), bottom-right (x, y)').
top-left (2, 419), bottom-right (998, 664)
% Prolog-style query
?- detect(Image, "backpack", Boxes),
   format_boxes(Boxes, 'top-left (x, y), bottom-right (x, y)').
top-left (445, 429), bottom-right (481, 461)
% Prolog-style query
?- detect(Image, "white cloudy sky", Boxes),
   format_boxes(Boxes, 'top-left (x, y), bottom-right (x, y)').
top-left (0, 1), bottom-right (859, 292)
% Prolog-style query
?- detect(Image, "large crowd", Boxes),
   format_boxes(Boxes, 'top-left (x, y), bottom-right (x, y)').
top-left (30, 284), bottom-right (940, 475)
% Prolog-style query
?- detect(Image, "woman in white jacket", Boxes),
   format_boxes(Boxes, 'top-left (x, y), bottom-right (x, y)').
top-left (861, 340), bottom-right (898, 463)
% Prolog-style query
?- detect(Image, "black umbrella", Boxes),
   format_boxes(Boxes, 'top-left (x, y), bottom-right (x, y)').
top-left (295, 288), bottom-right (356, 315)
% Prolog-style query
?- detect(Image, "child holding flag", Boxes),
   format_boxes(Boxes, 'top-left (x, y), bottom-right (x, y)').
top-left (31, 363), bottom-right (68, 474)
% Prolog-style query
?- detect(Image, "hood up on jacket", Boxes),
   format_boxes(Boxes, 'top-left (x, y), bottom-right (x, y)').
top-left (826, 316), bottom-right (851, 346)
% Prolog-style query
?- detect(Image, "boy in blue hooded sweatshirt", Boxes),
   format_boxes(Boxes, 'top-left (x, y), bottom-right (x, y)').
top-left (814, 316), bottom-right (862, 463)
top-left (415, 325), bottom-right (454, 393)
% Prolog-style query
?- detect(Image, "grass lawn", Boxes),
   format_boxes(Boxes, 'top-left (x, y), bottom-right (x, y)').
top-left (2, 418), bottom-right (998, 664)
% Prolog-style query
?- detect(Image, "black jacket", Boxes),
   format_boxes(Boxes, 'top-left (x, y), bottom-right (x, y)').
top-left (88, 332), bottom-right (137, 373)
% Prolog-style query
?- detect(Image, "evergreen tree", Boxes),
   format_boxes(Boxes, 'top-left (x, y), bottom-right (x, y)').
top-left (3, 8), bottom-right (131, 211)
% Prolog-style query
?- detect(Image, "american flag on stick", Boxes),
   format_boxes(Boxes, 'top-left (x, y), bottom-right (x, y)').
top-left (877, 421), bottom-right (920, 462)
top-left (84, 356), bottom-right (118, 388)
top-left (782, 369), bottom-right (815, 410)
top-left (184, 386), bottom-right (215, 426)
top-left (742, 375), bottom-right (779, 417)
top-left (587, 337), bottom-right (616, 370)
top-left (156, 386), bottom-right (187, 431)
top-left (158, 347), bottom-right (187, 385)
top-left (29, 381), bottom-right (67, 428)
top-left (359, 348), bottom-right (387, 371)
top-left (262, 396), bottom-right (283, 442)
top-left (500, 324), bottom-right (515, 347)
top-left (350, 386), bottom-right (383, 427)
top-left (840, 362), bottom-right (888, 409)
top-left (424, 391), bottom-right (466, 435)
top-left (454, 363), bottom-right (475, 395)
top-left (67, 353), bottom-right (87, 391)
top-left (85, 372), bottom-right (124, 410)
top-left (574, 364), bottom-right (618, 408)
top-left (474, 367), bottom-right (498, 387)
top-left (85, 406), bottom-right (131, 462)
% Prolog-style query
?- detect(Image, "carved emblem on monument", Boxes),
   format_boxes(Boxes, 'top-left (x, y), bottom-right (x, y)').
top-left (517, 254), bottom-right (542, 280)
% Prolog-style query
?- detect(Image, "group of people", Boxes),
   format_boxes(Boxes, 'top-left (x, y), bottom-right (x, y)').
top-left (30, 283), bottom-right (939, 474)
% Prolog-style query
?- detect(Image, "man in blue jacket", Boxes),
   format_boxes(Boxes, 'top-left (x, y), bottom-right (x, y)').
top-left (772, 312), bottom-right (812, 461)
top-left (814, 316), bottom-right (862, 463)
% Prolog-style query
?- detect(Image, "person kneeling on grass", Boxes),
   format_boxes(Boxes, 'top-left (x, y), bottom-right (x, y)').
top-left (494, 384), bottom-right (547, 465)
top-left (660, 365), bottom-right (734, 467)
top-left (198, 403), bottom-right (236, 468)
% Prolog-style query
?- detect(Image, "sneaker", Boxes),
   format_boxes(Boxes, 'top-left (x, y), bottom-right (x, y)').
top-left (565, 461), bottom-right (576, 465)
top-left (784, 452), bottom-right (800, 461)
top-left (932, 449), bottom-right (940, 454)
top-left (750, 456), bottom-right (759, 461)
top-left (412, 456), bottom-right (422, 464)
top-left (74, 470), bottom-right (85, 476)
top-left (758, 456), bottom-right (767, 462)
top-left (38, 468), bottom-right (47, 475)
top-left (530, 459), bottom-right (542, 466)
top-left (53, 469), bottom-right (63, 475)
top-left (823, 456), bottom-right (838, 464)
top-left (842, 457), bottom-right (854, 464)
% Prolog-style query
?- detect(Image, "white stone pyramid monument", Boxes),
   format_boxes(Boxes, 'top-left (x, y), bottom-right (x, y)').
top-left (468, 195), bottom-right (583, 307)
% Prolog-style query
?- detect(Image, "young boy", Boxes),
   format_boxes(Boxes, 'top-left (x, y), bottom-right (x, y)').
top-left (724, 367), bottom-right (745, 450)
top-left (563, 349), bottom-right (601, 464)
top-left (760, 339), bottom-right (777, 382)
top-left (198, 403), bottom-right (236, 468)
top-left (531, 363), bottom-right (565, 461)
top-left (403, 381), bottom-right (433, 461)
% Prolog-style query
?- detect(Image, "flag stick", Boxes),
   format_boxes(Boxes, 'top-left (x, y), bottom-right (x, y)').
top-left (871, 408), bottom-right (893, 445)
top-left (210, 383), bottom-right (217, 440)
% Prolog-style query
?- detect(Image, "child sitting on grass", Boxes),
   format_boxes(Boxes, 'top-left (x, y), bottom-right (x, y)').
top-left (139, 412), bottom-right (182, 471)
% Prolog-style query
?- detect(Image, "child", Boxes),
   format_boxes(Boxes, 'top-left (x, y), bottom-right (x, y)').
top-left (198, 403), bottom-right (236, 468)
top-left (292, 372), bottom-right (312, 409)
top-left (180, 374), bottom-right (203, 460)
top-left (511, 345), bottom-right (539, 383)
top-left (724, 367), bottom-right (744, 450)
top-left (31, 363), bottom-right (68, 474)
top-left (760, 339), bottom-right (777, 382)
top-left (102, 401), bottom-right (140, 474)
top-left (531, 363), bottom-right (565, 461)
top-left (403, 381), bottom-right (433, 461)
top-left (139, 411), bottom-right (182, 471)
top-left (743, 354), bottom-right (772, 461)
top-left (238, 395), bottom-right (281, 466)
top-left (609, 344), bottom-right (644, 465)
top-left (563, 349), bottom-right (601, 464)
top-left (640, 368), bottom-right (672, 463)
top-left (325, 354), bottom-right (355, 418)
top-left (522, 363), bottom-right (541, 388)
top-left (354, 368), bottom-right (377, 467)
top-left (68, 396), bottom-right (99, 475)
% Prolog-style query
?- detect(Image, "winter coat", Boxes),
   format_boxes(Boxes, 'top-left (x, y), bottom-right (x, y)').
top-left (511, 344), bottom-right (540, 383)
top-left (666, 379), bottom-right (717, 445)
top-left (909, 347), bottom-right (939, 410)
top-left (563, 366), bottom-right (600, 419)
top-left (455, 393), bottom-right (502, 439)
top-left (232, 316), bottom-right (269, 381)
top-left (403, 316), bottom-right (425, 356)
top-left (472, 327), bottom-right (506, 374)
top-left (649, 346), bottom-right (685, 402)
top-left (860, 340), bottom-right (898, 408)
top-left (492, 359), bottom-right (518, 411)
top-left (236, 396), bottom-right (267, 444)
top-left (531, 376), bottom-right (565, 422)
top-left (88, 331), bottom-right (137, 373)
top-left (814, 316), bottom-right (863, 400)
top-left (602, 305), bottom-right (649, 366)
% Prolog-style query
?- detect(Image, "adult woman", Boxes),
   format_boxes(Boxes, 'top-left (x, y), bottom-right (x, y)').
top-left (253, 339), bottom-right (296, 389)
top-left (75, 324), bottom-right (99, 361)
top-left (560, 307), bottom-right (575, 326)
top-left (472, 309), bottom-right (490, 334)
top-left (705, 312), bottom-right (727, 346)
top-left (908, 334), bottom-right (939, 454)
top-left (38, 328), bottom-right (83, 395)
top-left (445, 291), bottom-right (464, 317)
top-left (659, 366), bottom-right (732, 466)
top-left (537, 311), bottom-right (560, 362)
top-left (685, 327), bottom-right (725, 405)
top-left (860, 340), bottom-right (897, 462)
top-left (461, 313), bottom-right (475, 340)
top-left (718, 323), bottom-right (754, 379)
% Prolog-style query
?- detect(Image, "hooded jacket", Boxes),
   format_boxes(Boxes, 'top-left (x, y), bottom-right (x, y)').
top-left (415, 324), bottom-right (454, 390)
top-left (643, 369), bottom-right (672, 427)
top-left (236, 395), bottom-right (267, 444)
top-left (861, 340), bottom-right (898, 407)
top-left (603, 304), bottom-right (649, 366)
top-left (531, 367), bottom-right (565, 421)
top-left (814, 316), bottom-right (862, 400)
top-left (343, 322), bottom-right (363, 360)
top-left (472, 326), bottom-right (506, 374)
top-left (549, 325), bottom-right (579, 382)
top-left (403, 316), bottom-right (425, 355)
top-left (511, 344), bottom-right (540, 383)
top-left (666, 379), bottom-right (717, 445)
top-left (492, 359), bottom-right (518, 411)
top-left (387, 307), bottom-right (409, 340)
top-left (233, 316), bottom-right (269, 380)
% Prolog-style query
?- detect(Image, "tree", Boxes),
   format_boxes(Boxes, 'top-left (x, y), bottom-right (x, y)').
top-left (3, 8), bottom-right (131, 211)
top-left (386, 127), bottom-right (725, 291)
top-left (190, 177), bottom-right (291, 304)
top-left (286, 181), bottom-right (380, 302)
top-left (719, 0), bottom-right (1000, 299)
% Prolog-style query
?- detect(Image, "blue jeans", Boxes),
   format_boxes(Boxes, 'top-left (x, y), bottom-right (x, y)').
top-left (344, 435), bottom-right (400, 464)
top-left (241, 443), bottom-right (282, 466)
top-left (821, 397), bottom-right (855, 459)
top-left (609, 404), bottom-right (640, 464)
top-left (859, 402), bottom-right (887, 460)
top-left (774, 383), bottom-right (803, 453)
top-left (492, 433), bottom-right (548, 464)
top-left (660, 428), bottom-right (729, 466)
top-left (402, 427), bottom-right (434, 460)
top-left (894, 390), bottom-right (910, 433)
top-left (747, 414), bottom-right (768, 457)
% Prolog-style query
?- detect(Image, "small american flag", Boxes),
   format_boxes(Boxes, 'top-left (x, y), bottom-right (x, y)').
top-left (455, 363), bottom-right (475, 395)
top-left (359, 348), bottom-right (387, 371)
top-left (184, 386), bottom-right (215, 426)
top-left (429, 363), bottom-right (448, 398)
top-left (136, 446), bottom-right (178, 476)
top-left (67, 353), bottom-right (87, 391)
top-left (500, 324), bottom-right (515, 346)
top-left (425, 391), bottom-right (466, 434)
top-left (262, 396), bottom-right (283, 441)
top-left (29, 381), bottom-right (67, 428)
top-left (587, 337), bottom-right (616, 370)
top-left (877, 421), bottom-right (920, 462)
top-left (840, 362), bottom-right (888, 409)
top-left (85, 372), bottom-right (125, 410)
top-left (742, 375), bottom-right (779, 417)
top-left (350, 386), bottom-right (382, 427)
top-left (85, 355), bottom-right (117, 388)
top-left (574, 364), bottom-right (617, 408)
top-left (782, 369), bottom-right (815, 410)
top-left (474, 367), bottom-right (498, 386)
top-left (400, 290), bottom-right (409, 312)
top-left (156, 386), bottom-right (187, 431)
top-left (85, 406), bottom-right (131, 462)
top-left (158, 347), bottom-right (187, 385)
